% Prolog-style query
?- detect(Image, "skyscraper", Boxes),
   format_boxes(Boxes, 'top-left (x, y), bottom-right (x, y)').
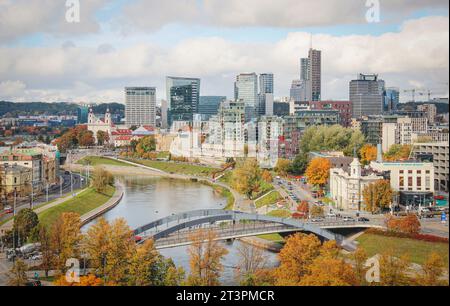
top-left (77, 105), bottom-right (89, 124)
top-left (234, 73), bottom-right (258, 121)
top-left (258, 73), bottom-right (274, 116)
top-left (198, 96), bottom-right (226, 120)
top-left (385, 87), bottom-right (400, 112)
top-left (290, 79), bottom-right (310, 102)
top-left (308, 49), bottom-right (322, 101)
top-left (166, 77), bottom-right (201, 126)
top-left (350, 74), bottom-right (385, 118)
top-left (125, 87), bottom-right (156, 127)
top-left (300, 58), bottom-right (310, 82)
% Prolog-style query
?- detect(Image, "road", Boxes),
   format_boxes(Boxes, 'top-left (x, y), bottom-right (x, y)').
top-left (0, 172), bottom-right (84, 224)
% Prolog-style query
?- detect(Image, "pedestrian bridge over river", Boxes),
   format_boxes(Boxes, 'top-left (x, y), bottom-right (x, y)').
top-left (133, 209), bottom-right (381, 251)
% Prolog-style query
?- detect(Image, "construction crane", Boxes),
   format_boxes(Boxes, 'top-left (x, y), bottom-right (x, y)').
top-left (403, 89), bottom-right (417, 103)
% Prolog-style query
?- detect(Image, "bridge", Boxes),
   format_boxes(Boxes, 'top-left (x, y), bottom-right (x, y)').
top-left (134, 209), bottom-right (382, 251)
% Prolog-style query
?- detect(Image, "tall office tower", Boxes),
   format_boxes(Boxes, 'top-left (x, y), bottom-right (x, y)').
top-left (350, 74), bottom-right (386, 118)
top-left (198, 96), bottom-right (226, 120)
top-left (125, 87), bottom-right (156, 127)
top-left (300, 58), bottom-right (310, 82)
top-left (77, 105), bottom-right (89, 124)
top-left (385, 87), bottom-right (400, 112)
top-left (290, 79), bottom-right (310, 102)
top-left (160, 99), bottom-right (168, 129)
top-left (166, 77), bottom-right (201, 127)
top-left (308, 49), bottom-right (322, 101)
top-left (258, 73), bottom-right (274, 116)
top-left (234, 73), bottom-right (258, 121)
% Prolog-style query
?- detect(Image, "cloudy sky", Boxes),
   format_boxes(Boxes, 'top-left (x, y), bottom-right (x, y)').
top-left (0, 0), bottom-right (448, 104)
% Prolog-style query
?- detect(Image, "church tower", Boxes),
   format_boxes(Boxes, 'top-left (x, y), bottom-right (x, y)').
top-left (88, 108), bottom-right (95, 124)
top-left (105, 108), bottom-right (111, 126)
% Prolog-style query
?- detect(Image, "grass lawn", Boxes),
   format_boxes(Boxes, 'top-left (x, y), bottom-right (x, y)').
top-left (78, 156), bottom-right (132, 167)
top-left (128, 159), bottom-right (217, 177)
top-left (357, 233), bottom-right (449, 268)
top-left (157, 151), bottom-right (170, 159)
top-left (38, 185), bottom-right (115, 227)
top-left (211, 184), bottom-right (235, 210)
top-left (255, 191), bottom-right (282, 209)
top-left (257, 233), bottom-right (285, 244)
top-left (267, 209), bottom-right (291, 219)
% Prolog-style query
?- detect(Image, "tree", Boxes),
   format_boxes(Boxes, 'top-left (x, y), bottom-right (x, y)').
top-left (261, 170), bottom-right (273, 183)
top-left (186, 229), bottom-right (228, 286)
top-left (235, 243), bottom-right (268, 286)
top-left (92, 167), bottom-right (114, 193)
top-left (275, 159), bottom-right (291, 177)
top-left (299, 255), bottom-right (357, 286)
top-left (305, 158), bottom-right (331, 187)
top-left (296, 201), bottom-right (309, 218)
top-left (386, 214), bottom-right (421, 234)
top-left (274, 233), bottom-right (321, 286)
top-left (363, 180), bottom-right (393, 213)
top-left (416, 253), bottom-right (448, 286)
top-left (352, 248), bottom-right (369, 285)
top-left (384, 144), bottom-right (412, 161)
top-left (290, 153), bottom-right (308, 175)
top-left (13, 208), bottom-right (39, 245)
top-left (78, 131), bottom-right (95, 147)
top-left (379, 251), bottom-right (411, 286)
top-left (96, 130), bottom-right (110, 146)
top-left (136, 136), bottom-right (157, 157)
top-left (7, 259), bottom-right (28, 286)
top-left (230, 158), bottom-right (261, 199)
top-left (127, 239), bottom-right (163, 286)
top-left (38, 225), bottom-right (53, 278)
top-left (54, 274), bottom-right (103, 286)
top-left (51, 213), bottom-right (82, 273)
top-left (360, 144), bottom-right (378, 165)
top-left (310, 205), bottom-right (324, 218)
top-left (83, 217), bottom-right (112, 277)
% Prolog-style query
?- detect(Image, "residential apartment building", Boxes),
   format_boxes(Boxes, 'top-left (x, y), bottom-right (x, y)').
top-left (258, 116), bottom-right (284, 168)
top-left (417, 104), bottom-right (437, 125)
top-left (413, 142), bottom-right (449, 192)
top-left (309, 100), bottom-right (353, 127)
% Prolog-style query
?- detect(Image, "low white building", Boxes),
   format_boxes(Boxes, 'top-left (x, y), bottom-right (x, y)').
top-left (330, 157), bottom-right (385, 211)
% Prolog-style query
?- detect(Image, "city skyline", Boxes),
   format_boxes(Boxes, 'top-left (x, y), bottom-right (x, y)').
top-left (0, 1), bottom-right (448, 104)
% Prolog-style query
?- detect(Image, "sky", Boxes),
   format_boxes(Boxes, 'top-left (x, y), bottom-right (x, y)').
top-left (0, 0), bottom-right (449, 104)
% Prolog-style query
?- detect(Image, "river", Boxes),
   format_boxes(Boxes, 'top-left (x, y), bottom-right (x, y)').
top-left (84, 175), bottom-right (278, 285)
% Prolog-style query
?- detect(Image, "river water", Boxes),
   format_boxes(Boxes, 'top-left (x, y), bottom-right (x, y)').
top-left (84, 175), bottom-right (278, 285)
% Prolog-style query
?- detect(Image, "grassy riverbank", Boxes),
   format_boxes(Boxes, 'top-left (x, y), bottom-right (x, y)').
top-left (357, 233), bottom-right (449, 267)
top-left (77, 156), bottom-right (132, 167)
top-left (39, 185), bottom-right (116, 227)
top-left (126, 158), bottom-right (217, 177)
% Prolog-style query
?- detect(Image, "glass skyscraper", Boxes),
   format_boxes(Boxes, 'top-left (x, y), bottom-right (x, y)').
top-left (234, 73), bottom-right (258, 121)
top-left (166, 76), bottom-right (201, 127)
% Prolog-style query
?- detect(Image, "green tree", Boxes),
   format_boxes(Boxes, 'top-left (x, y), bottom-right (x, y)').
top-left (13, 208), bottom-right (39, 244)
top-left (136, 136), bottom-right (157, 157)
top-left (275, 159), bottom-right (292, 177)
top-left (290, 153), bottom-right (308, 175)
top-left (92, 167), bottom-right (114, 193)
top-left (96, 131), bottom-right (110, 146)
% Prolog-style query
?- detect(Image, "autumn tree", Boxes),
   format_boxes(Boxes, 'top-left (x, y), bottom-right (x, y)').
top-left (230, 158), bottom-right (261, 199)
top-left (385, 214), bottom-right (421, 234)
top-left (38, 225), bottom-right (53, 278)
top-left (363, 180), bottom-right (393, 213)
top-left (305, 158), bottom-right (331, 188)
top-left (360, 144), bottom-right (378, 165)
top-left (96, 131), bottom-right (110, 146)
top-left (416, 252), bottom-right (448, 286)
top-left (384, 144), bottom-right (413, 161)
top-left (379, 251), bottom-right (411, 286)
top-left (136, 136), bottom-right (157, 158)
top-left (186, 229), bottom-right (228, 286)
top-left (275, 159), bottom-right (291, 177)
top-left (261, 170), bottom-right (273, 183)
top-left (310, 205), bottom-right (324, 218)
top-left (352, 248), bottom-right (369, 285)
top-left (274, 233), bottom-right (321, 286)
top-left (51, 212), bottom-right (82, 273)
top-left (296, 201), bottom-right (309, 218)
top-left (54, 274), bottom-right (103, 286)
top-left (7, 259), bottom-right (29, 286)
top-left (83, 217), bottom-right (112, 277)
top-left (235, 243), bottom-right (268, 286)
top-left (13, 208), bottom-right (39, 245)
top-left (92, 166), bottom-right (115, 193)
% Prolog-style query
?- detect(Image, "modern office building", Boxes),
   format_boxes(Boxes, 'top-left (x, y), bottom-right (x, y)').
top-left (350, 74), bottom-right (386, 118)
top-left (385, 87), bottom-right (400, 112)
top-left (290, 80), bottom-right (309, 102)
top-left (77, 106), bottom-right (89, 124)
top-left (198, 96), bottom-right (226, 120)
top-left (235, 73), bottom-right (259, 121)
top-left (125, 87), bottom-right (157, 127)
top-left (166, 77), bottom-right (201, 127)
top-left (259, 73), bottom-right (274, 116)
top-left (273, 101), bottom-right (290, 117)
top-left (308, 49), bottom-right (322, 102)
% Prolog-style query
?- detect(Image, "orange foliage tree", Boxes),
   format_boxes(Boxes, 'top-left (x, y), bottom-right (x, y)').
top-left (360, 144), bottom-right (378, 165)
top-left (385, 214), bottom-right (421, 234)
top-left (305, 158), bottom-right (331, 187)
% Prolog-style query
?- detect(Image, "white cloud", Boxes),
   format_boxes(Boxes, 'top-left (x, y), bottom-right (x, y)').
top-left (0, 0), bottom-right (110, 43)
top-left (0, 16), bottom-right (448, 102)
top-left (121, 0), bottom-right (449, 30)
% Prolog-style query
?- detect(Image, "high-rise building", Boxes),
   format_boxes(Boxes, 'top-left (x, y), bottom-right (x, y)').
top-left (290, 80), bottom-right (310, 102)
top-left (300, 58), bottom-right (310, 82)
top-left (198, 96), bottom-right (226, 120)
top-left (77, 105), bottom-right (89, 124)
top-left (166, 77), bottom-right (201, 127)
top-left (234, 73), bottom-right (258, 121)
top-left (385, 87), bottom-right (400, 112)
top-left (258, 73), bottom-right (274, 116)
top-left (308, 49), bottom-right (322, 101)
top-left (160, 99), bottom-right (168, 129)
top-left (125, 87), bottom-right (156, 127)
top-left (350, 74), bottom-right (385, 118)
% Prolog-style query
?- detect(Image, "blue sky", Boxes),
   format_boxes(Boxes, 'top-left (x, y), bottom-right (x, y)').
top-left (0, 0), bottom-right (448, 103)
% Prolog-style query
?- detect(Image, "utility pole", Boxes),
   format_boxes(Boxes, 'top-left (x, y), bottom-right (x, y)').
top-left (60, 176), bottom-right (63, 197)
top-left (46, 183), bottom-right (49, 203)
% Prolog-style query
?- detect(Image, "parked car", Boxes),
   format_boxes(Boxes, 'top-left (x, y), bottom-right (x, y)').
top-left (343, 216), bottom-right (355, 222)
top-left (3, 206), bottom-right (13, 214)
top-left (327, 213), bottom-right (337, 219)
top-left (358, 217), bottom-right (370, 222)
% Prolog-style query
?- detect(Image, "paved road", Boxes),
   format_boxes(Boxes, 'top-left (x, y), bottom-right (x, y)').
top-left (0, 172), bottom-right (84, 224)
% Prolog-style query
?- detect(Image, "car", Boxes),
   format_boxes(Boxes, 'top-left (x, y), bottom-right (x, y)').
top-left (327, 213), bottom-right (337, 219)
top-left (343, 216), bottom-right (355, 222)
top-left (358, 217), bottom-right (370, 222)
top-left (311, 218), bottom-right (324, 223)
top-left (31, 254), bottom-right (42, 261)
top-left (3, 206), bottom-right (13, 214)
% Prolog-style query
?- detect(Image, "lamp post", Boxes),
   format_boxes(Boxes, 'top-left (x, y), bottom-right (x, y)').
top-left (60, 175), bottom-right (63, 197)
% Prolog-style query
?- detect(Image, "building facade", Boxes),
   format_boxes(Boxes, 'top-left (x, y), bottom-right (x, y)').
top-left (125, 87), bottom-right (156, 127)
top-left (198, 96), bottom-right (226, 120)
top-left (413, 142), bottom-right (449, 192)
top-left (235, 73), bottom-right (258, 121)
top-left (166, 77), bottom-right (201, 127)
top-left (309, 100), bottom-right (353, 127)
top-left (350, 74), bottom-right (385, 118)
